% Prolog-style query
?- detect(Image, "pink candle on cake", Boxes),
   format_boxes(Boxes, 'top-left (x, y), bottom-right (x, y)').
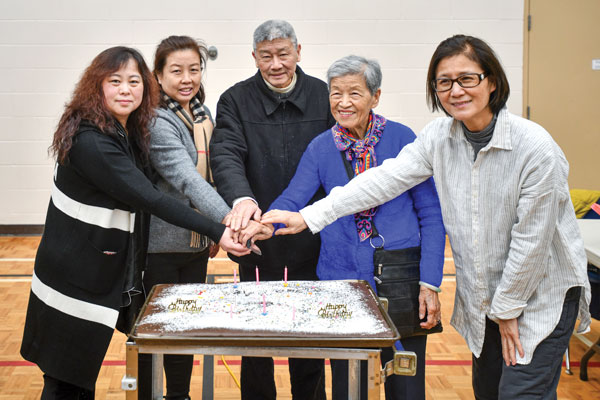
top-left (284, 266), bottom-right (288, 285)
top-left (256, 267), bottom-right (260, 285)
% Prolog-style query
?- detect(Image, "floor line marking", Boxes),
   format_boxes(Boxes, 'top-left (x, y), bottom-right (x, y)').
top-left (3, 359), bottom-right (597, 368)
top-left (0, 257), bottom-right (454, 263)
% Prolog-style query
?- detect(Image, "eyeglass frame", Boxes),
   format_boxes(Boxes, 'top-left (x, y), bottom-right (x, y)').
top-left (432, 72), bottom-right (487, 93)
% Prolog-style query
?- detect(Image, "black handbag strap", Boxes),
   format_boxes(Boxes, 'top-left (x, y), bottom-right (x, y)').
top-left (339, 151), bottom-right (381, 239)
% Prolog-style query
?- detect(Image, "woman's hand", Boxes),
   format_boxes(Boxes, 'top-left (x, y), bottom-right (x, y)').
top-left (238, 220), bottom-right (274, 245)
top-left (261, 210), bottom-right (308, 235)
top-left (498, 318), bottom-right (524, 366)
top-left (419, 286), bottom-right (441, 329)
top-left (218, 227), bottom-right (251, 257)
top-left (252, 222), bottom-right (275, 241)
top-left (223, 200), bottom-right (262, 232)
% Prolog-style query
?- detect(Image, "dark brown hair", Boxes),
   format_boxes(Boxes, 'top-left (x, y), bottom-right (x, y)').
top-left (426, 35), bottom-right (510, 116)
top-left (153, 35), bottom-right (208, 106)
top-left (51, 46), bottom-right (158, 164)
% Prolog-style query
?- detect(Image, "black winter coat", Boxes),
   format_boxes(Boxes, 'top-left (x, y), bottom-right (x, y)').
top-left (20, 121), bottom-right (225, 390)
top-left (211, 67), bottom-right (336, 269)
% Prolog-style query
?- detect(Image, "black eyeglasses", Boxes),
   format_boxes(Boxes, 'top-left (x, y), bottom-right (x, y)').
top-left (432, 73), bottom-right (487, 92)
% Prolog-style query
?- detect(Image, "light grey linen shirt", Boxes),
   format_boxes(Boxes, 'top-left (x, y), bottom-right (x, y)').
top-left (300, 108), bottom-right (591, 364)
top-left (148, 107), bottom-right (230, 253)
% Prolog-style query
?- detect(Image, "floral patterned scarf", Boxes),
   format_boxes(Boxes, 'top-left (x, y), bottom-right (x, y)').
top-left (332, 111), bottom-right (386, 241)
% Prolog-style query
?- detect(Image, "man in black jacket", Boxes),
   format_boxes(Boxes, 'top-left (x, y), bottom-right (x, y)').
top-left (210, 19), bottom-right (335, 400)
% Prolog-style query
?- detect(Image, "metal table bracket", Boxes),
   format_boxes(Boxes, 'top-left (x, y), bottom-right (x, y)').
top-left (382, 350), bottom-right (417, 381)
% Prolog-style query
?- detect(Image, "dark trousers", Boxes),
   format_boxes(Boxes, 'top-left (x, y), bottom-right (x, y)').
top-left (239, 262), bottom-right (325, 400)
top-left (330, 335), bottom-right (427, 400)
top-left (473, 286), bottom-right (581, 400)
top-left (138, 251), bottom-right (209, 400)
top-left (41, 374), bottom-right (94, 400)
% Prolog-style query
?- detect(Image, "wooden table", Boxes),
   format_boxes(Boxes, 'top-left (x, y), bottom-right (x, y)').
top-left (578, 219), bottom-right (600, 267)
top-left (575, 219), bottom-right (600, 381)
top-left (122, 280), bottom-right (414, 399)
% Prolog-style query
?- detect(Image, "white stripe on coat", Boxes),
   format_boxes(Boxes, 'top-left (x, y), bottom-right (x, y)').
top-left (51, 182), bottom-right (135, 232)
top-left (31, 272), bottom-right (119, 329)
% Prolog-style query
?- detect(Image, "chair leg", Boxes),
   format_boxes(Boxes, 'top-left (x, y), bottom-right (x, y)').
top-left (580, 336), bottom-right (600, 381)
top-left (564, 346), bottom-right (572, 375)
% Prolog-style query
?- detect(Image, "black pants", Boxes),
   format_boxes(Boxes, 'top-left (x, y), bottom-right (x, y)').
top-left (41, 374), bottom-right (94, 400)
top-left (330, 335), bottom-right (427, 400)
top-left (138, 251), bottom-right (209, 400)
top-left (473, 286), bottom-right (581, 400)
top-left (239, 262), bottom-right (326, 400)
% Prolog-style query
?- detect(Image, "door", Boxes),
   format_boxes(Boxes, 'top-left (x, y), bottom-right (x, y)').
top-left (524, 0), bottom-right (600, 189)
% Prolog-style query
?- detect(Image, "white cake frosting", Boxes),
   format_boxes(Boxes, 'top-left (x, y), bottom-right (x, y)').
top-left (137, 280), bottom-right (388, 336)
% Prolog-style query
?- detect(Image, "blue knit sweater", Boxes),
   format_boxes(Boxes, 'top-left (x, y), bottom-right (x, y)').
top-left (269, 120), bottom-right (446, 290)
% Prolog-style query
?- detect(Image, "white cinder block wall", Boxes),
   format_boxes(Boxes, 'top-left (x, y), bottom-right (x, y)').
top-left (0, 0), bottom-right (524, 225)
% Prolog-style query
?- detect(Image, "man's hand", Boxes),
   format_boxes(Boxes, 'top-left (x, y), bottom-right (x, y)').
top-left (419, 286), bottom-right (441, 329)
top-left (498, 318), bottom-right (525, 366)
top-left (261, 210), bottom-right (308, 235)
top-left (208, 242), bottom-right (220, 258)
top-left (218, 227), bottom-right (251, 257)
top-left (223, 200), bottom-right (262, 231)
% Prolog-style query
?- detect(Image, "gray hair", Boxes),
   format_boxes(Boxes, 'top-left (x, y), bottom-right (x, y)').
top-left (326, 55), bottom-right (382, 95)
top-left (253, 20), bottom-right (298, 51)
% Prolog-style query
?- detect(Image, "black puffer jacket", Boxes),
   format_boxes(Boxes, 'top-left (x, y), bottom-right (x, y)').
top-left (211, 66), bottom-right (336, 269)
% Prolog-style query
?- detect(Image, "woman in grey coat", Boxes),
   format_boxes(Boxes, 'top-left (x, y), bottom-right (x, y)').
top-left (137, 35), bottom-right (270, 400)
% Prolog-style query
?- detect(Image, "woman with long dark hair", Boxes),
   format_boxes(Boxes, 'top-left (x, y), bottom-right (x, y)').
top-left (20, 46), bottom-right (250, 399)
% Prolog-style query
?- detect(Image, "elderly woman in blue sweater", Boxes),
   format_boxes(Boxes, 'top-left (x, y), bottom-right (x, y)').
top-left (266, 55), bottom-right (446, 400)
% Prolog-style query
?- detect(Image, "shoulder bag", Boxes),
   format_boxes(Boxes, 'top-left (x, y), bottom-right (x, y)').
top-left (340, 151), bottom-right (442, 337)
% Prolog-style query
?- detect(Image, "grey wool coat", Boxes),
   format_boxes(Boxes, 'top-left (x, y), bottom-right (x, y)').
top-left (148, 107), bottom-right (230, 253)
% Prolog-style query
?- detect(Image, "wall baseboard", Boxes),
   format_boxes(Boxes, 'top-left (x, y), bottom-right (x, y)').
top-left (0, 225), bottom-right (44, 235)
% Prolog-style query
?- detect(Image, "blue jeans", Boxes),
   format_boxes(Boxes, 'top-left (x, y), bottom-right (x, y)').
top-left (473, 286), bottom-right (581, 400)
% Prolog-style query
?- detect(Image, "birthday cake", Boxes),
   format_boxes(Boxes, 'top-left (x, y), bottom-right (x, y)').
top-left (134, 280), bottom-right (395, 341)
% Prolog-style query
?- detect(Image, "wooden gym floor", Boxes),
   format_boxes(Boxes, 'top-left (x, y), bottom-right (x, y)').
top-left (0, 236), bottom-right (599, 399)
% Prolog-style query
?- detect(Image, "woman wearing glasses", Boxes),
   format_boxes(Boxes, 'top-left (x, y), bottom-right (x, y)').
top-left (263, 34), bottom-right (591, 399)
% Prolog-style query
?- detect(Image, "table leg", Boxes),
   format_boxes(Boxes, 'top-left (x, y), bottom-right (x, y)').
top-left (202, 355), bottom-right (214, 400)
top-left (348, 359), bottom-right (361, 399)
top-left (367, 351), bottom-right (381, 400)
top-left (151, 353), bottom-right (164, 399)
top-left (124, 342), bottom-right (139, 400)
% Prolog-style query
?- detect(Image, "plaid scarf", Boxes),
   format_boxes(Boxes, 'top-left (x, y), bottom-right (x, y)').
top-left (162, 91), bottom-right (213, 183)
top-left (163, 91), bottom-right (206, 128)
top-left (332, 111), bottom-right (386, 241)
top-left (162, 92), bottom-right (212, 249)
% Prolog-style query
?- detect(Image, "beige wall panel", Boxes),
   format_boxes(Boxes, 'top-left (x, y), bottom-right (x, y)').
top-left (526, 0), bottom-right (600, 189)
top-left (0, 0), bottom-right (524, 224)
